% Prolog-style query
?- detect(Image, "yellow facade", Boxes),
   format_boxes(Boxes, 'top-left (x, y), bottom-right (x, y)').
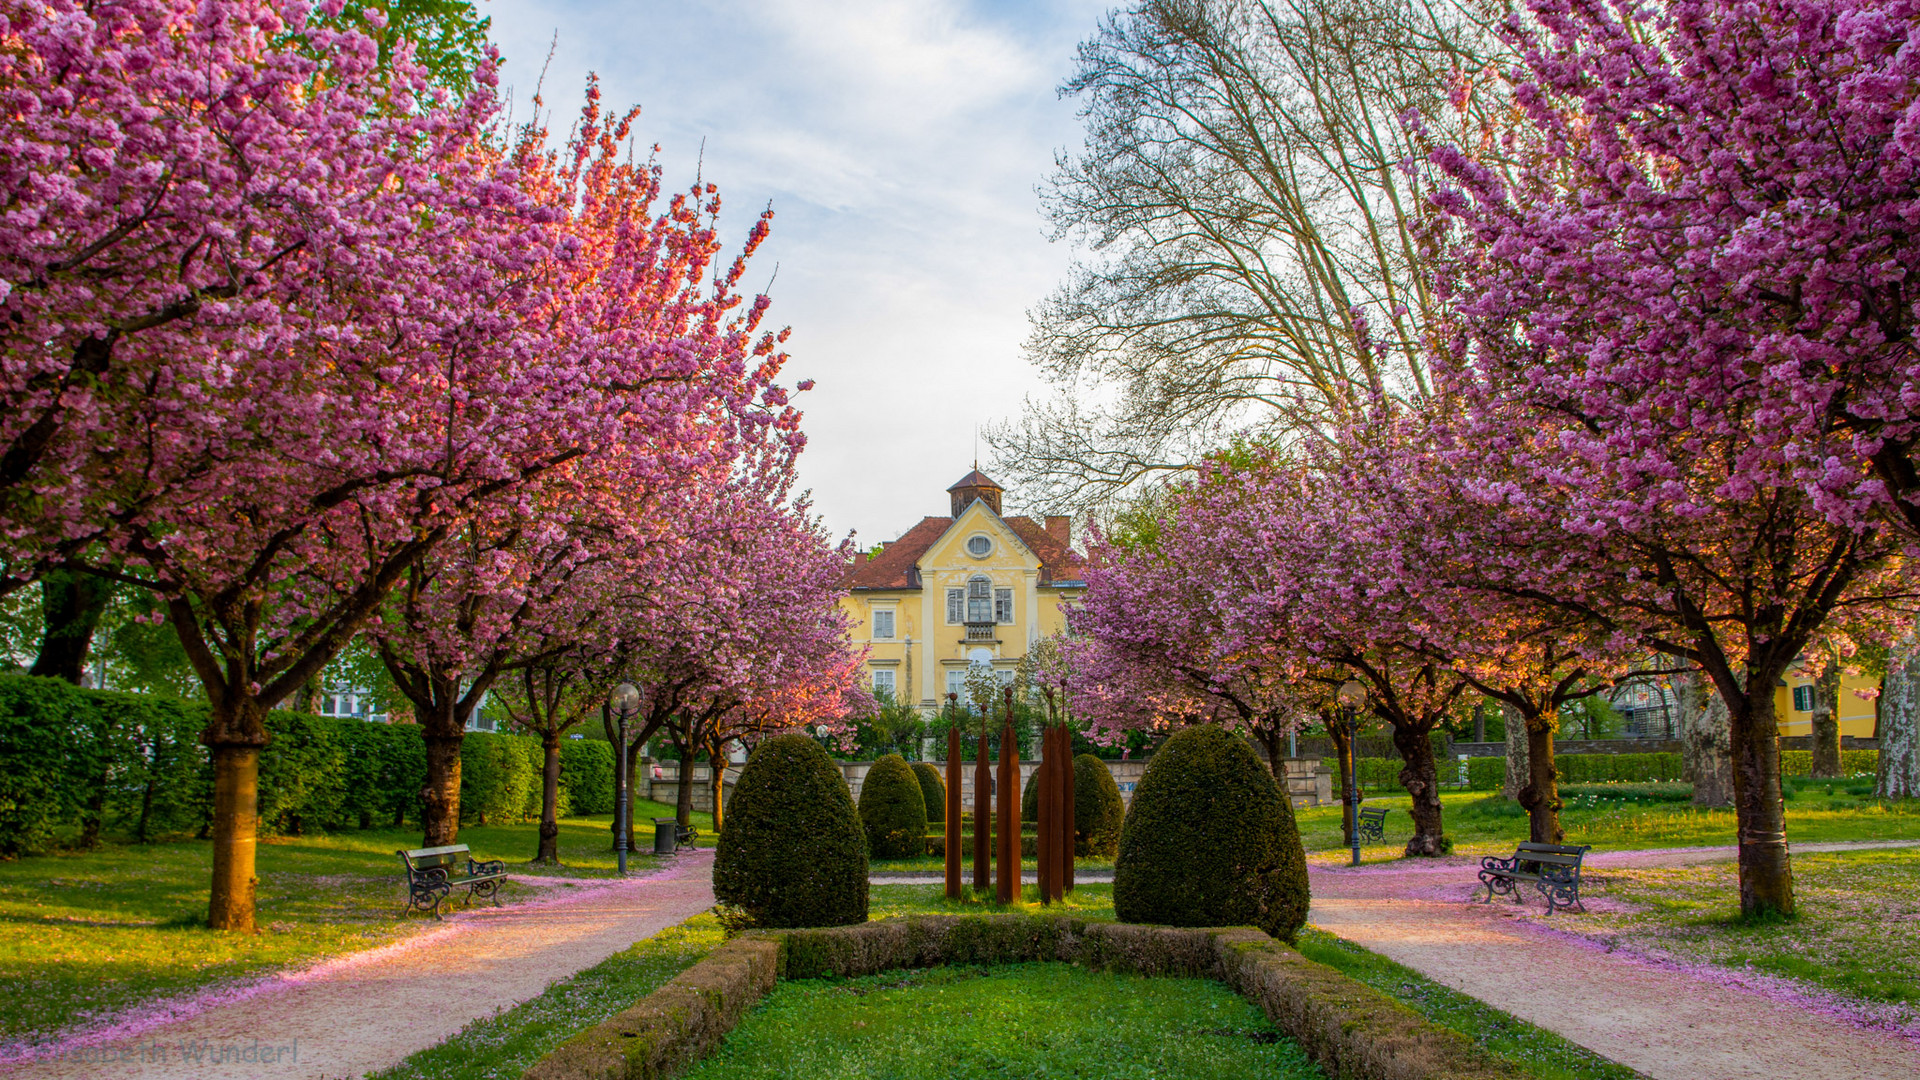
top-left (841, 472), bottom-right (1083, 712)
top-left (1774, 672), bottom-right (1879, 739)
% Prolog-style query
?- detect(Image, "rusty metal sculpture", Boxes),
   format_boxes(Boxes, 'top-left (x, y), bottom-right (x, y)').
top-left (945, 694), bottom-right (962, 900)
top-left (996, 687), bottom-right (1020, 903)
top-left (973, 700), bottom-right (992, 893)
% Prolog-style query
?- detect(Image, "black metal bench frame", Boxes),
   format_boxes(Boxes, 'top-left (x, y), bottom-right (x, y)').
top-left (1478, 841), bottom-right (1591, 914)
top-left (652, 817), bottom-right (696, 852)
top-left (398, 844), bottom-right (506, 919)
top-left (1356, 805), bottom-right (1390, 844)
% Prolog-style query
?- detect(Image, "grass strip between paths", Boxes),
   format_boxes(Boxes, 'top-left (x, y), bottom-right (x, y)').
top-left (1295, 928), bottom-right (1642, 1080)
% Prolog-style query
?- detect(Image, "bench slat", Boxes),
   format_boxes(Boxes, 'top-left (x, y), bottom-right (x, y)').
top-left (404, 845), bottom-right (471, 858)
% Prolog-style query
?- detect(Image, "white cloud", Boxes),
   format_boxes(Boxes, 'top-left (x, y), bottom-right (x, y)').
top-left (486, 0), bottom-right (1107, 543)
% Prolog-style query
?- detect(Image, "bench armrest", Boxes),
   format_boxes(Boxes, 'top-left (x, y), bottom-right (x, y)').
top-left (469, 858), bottom-right (506, 877)
top-left (1480, 854), bottom-right (1518, 874)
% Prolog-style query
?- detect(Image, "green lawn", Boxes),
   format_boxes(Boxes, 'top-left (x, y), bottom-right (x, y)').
top-left (0, 803), bottom-right (706, 1044)
top-left (1578, 848), bottom-right (1920, 1011)
top-left (681, 962), bottom-right (1325, 1080)
top-left (1294, 783), bottom-right (1920, 858)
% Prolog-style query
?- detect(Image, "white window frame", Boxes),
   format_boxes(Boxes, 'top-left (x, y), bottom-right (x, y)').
top-left (873, 669), bottom-right (897, 697)
top-left (947, 588), bottom-right (964, 624)
top-left (1792, 684), bottom-right (1814, 712)
top-left (872, 609), bottom-right (894, 639)
top-left (966, 576), bottom-right (993, 623)
top-left (994, 587), bottom-right (1013, 624)
top-left (966, 534), bottom-right (993, 558)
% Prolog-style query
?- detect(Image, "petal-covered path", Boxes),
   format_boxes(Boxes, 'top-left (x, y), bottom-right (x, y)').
top-left (2, 851), bottom-right (716, 1080)
top-left (1308, 842), bottom-right (1920, 1080)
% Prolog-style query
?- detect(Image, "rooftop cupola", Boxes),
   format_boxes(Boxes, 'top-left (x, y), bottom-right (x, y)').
top-left (947, 468), bottom-right (1003, 517)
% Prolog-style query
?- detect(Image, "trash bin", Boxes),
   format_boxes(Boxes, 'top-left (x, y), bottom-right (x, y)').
top-left (653, 818), bottom-right (677, 855)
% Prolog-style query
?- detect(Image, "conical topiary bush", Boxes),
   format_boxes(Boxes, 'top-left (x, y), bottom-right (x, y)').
top-left (912, 761), bottom-right (946, 824)
top-left (1112, 725), bottom-right (1309, 941)
top-left (1073, 753), bottom-right (1125, 857)
top-left (713, 733), bottom-right (867, 927)
top-left (858, 753), bottom-right (928, 859)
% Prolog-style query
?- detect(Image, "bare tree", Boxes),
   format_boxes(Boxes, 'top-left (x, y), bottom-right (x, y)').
top-left (991, 0), bottom-right (1506, 512)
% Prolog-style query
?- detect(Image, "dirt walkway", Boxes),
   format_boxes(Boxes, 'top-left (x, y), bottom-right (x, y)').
top-left (1309, 841), bottom-right (1920, 1080)
top-left (1, 851), bottom-right (715, 1080)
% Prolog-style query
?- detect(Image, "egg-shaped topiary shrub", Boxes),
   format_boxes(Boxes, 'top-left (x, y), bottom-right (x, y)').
top-left (912, 761), bottom-right (946, 824)
top-left (1112, 726), bottom-right (1309, 941)
top-left (1073, 753), bottom-right (1125, 857)
top-left (1021, 767), bottom-right (1041, 821)
top-left (713, 734), bottom-right (867, 928)
top-left (858, 753), bottom-right (928, 858)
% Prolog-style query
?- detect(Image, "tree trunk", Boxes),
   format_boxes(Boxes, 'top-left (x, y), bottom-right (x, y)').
top-left (1684, 681), bottom-right (1735, 807)
top-left (30, 570), bottom-right (113, 685)
top-left (709, 742), bottom-right (727, 835)
top-left (534, 733), bottom-right (562, 864)
top-left (1501, 703), bottom-right (1529, 800)
top-left (1391, 722), bottom-right (1447, 856)
top-left (1725, 671), bottom-right (1794, 918)
top-left (674, 749), bottom-right (694, 832)
top-left (420, 734), bottom-right (463, 847)
top-left (1516, 708), bottom-right (1562, 844)
top-left (1877, 637), bottom-right (1920, 798)
top-left (1472, 702), bottom-right (1486, 743)
top-left (1810, 663), bottom-right (1843, 778)
top-left (207, 744), bottom-right (261, 931)
top-left (1324, 712), bottom-right (1354, 846)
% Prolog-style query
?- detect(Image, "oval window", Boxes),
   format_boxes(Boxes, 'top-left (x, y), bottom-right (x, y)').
top-left (966, 535), bottom-right (991, 557)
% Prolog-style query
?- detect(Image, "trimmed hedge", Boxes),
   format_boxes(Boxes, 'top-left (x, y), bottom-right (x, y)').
top-left (1073, 753), bottom-right (1125, 857)
top-left (0, 672), bottom-right (613, 855)
top-left (911, 761), bottom-right (945, 824)
top-left (857, 753), bottom-right (928, 859)
top-left (1779, 749), bottom-right (1877, 777)
top-left (559, 739), bottom-right (616, 816)
top-left (713, 733), bottom-right (867, 928)
top-left (521, 916), bottom-right (1516, 1080)
top-left (1114, 725), bottom-right (1310, 942)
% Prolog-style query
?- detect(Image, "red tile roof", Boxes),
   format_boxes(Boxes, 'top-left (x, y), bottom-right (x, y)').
top-left (845, 514), bottom-right (1085, 589)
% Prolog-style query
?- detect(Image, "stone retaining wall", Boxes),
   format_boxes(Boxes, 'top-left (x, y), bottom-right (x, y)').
top-left (648, 756), bottom-right (1333, 812)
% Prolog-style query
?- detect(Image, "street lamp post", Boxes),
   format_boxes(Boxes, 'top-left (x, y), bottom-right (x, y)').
top-left (1337, 679), bottom-right (1366, 868)
top-left (610, 682), bottom-right (640, 875)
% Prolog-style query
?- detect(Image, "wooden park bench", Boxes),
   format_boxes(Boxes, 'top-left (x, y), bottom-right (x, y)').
top-left (1356, 805), bottom-right (1391, 844)
top-left (398, 844), bottom-right (506, 919)
top-left (652, 817), bottom-right (696, 853)
top-left (1478, 842), bottom-right (1591, 914)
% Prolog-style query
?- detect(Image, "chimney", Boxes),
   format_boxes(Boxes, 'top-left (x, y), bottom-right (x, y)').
top-left (1045, 515), bottom-right (1070, 544)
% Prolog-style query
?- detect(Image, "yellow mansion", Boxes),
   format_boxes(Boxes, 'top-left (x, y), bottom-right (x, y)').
top-left (841, 470), bottom-right (1084, 711)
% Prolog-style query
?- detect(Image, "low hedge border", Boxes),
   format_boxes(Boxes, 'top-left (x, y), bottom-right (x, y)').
top-left (522, 914), bottom-right (1516, 1080)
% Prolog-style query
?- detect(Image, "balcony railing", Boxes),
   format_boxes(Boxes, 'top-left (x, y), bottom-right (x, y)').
top-left (964, 622), bottom-right (998, 642)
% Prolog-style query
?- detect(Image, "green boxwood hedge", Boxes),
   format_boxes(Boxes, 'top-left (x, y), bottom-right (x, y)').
top-left (1113, 725), bottom-right (1310, 942)
top-left (0, 672), bottom-right (614, 855)
top-left (857, 754), bottom-right (928, 859)
top-left (713, 733), bottom-right (867, 927)
top-left (1073, 753), bottom-right (1126, 857)
top-left (911, 761), bottom-right (945, 824)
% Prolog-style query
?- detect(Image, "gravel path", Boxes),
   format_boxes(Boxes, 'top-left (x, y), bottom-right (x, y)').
top-left (1, 851), bottom-right (716, 1080)
top-left (1309, 840), bottom-right (1920, 1080)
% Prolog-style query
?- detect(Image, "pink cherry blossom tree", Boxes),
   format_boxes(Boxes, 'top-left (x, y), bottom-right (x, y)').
top-left (1424, 0), bottom-right (1920, 912)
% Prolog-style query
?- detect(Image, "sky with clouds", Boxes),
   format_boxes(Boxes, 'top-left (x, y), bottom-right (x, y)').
top-left (484, 0), bottom-right (1113, 546)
